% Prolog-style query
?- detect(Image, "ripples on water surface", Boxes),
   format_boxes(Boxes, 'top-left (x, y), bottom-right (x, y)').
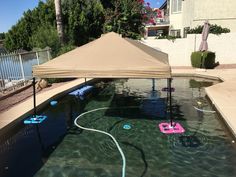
top-left (1, 78), bottom-right (236, 177)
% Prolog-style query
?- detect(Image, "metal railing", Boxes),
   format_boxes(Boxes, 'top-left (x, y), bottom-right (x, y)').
top-left (0, 49), bottom-right (51, 92)
top-left (155, 15), bottom-right (170, 25)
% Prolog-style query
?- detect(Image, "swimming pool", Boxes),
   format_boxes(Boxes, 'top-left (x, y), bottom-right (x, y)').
top-left (1, 78), bottom-right (236, 177)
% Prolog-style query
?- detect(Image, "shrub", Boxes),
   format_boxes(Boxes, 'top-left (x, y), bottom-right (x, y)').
top-left (30, 25), bottom-right (61, 57)
top-left (187, 24), bottom-right (230, 35)
top-left (155, 35), bottom-right (181, 42)
top-left (191, 51), bottom-right (215, 69)
top-left (46, 78), bottom-right (75, 84)
top-left (56, 45), bottom-right (76, 57)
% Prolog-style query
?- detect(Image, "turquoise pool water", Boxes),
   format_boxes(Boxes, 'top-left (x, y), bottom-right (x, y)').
top-left (1, 78), bottom-right (236, 177)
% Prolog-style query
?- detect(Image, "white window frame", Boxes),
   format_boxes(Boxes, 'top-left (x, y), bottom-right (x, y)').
top-left (170, 29), bottom-right (181, 37)
top-left (171, 0), bottom-right (182, 14)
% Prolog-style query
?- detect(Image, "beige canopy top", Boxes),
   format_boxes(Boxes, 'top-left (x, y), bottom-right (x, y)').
top-left (33, 32), bottom-right (171, 79)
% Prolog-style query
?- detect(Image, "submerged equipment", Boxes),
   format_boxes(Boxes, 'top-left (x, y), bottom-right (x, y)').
top-left (161, 87), bottom-right (175, 92)
top-left (159, 79), bottom-right (185, 134)
top-left (24, 115), bottom-right (47, 124)
top-left (123, 124), bottom-right (131, 130)
top-left (159, 122), bottom-right (185, 134)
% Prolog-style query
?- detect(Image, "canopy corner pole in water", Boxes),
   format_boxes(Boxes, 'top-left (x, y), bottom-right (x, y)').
top-left (168, 78), bottom-right (173, 127)
top-left (33, 77), bottom-right (37, 117)
top-left (152, 78), bottom-right (155, 91)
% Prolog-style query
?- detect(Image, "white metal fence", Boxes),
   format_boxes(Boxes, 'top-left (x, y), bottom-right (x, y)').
top-left (0, 49), bottom-right (51, 92)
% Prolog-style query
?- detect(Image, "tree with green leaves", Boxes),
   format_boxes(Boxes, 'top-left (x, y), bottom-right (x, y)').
top-left (103, 0), bottom-right (145, 39)
top-left (0, 33), bottom-right (5, 40)
top-left (4, 0), bottom-right (56, 51)
top-left (55, 0), bottom-right (64, 44)
top-left (4, 0), bottom-right (145, 55)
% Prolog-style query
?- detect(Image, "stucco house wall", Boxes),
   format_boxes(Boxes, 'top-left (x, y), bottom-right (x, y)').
top-left (168, 0), bottom-right (236, 36)
top-left (142, 33), bottom-right (236, 66)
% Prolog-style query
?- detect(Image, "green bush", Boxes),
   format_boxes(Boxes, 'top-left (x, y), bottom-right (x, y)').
top-left (30, 25), bottom-right (61, 57)
top-left (156, 35), bottom-right (181, 41)
top-left (187, 24), bottom-right (230, 35)
top-left (46, 78), bottom-right (75, 84)
top-left (191, 51), bottom-right (216, 69)
top-left (56, 45), bottom-right (77, 57)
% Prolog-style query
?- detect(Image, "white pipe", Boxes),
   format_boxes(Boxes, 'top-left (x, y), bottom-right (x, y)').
top-left (74, 106), bottom-right (139, 177)
top-left (193, 106), bottom-right (216, 113)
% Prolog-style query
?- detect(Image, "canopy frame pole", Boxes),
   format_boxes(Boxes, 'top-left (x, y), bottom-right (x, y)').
top-left (152, 78), bottom-right (155, 91)
top-left (168, 78), bottom-right (173, 127)
top-left (84, 78), bottom-right (87, 85)
top-left (32, 77), bottom-right (45, 150)
top-left (166, 79), bottom-right (169, 118)
top-left (33, 77), bottom-right (37, 117)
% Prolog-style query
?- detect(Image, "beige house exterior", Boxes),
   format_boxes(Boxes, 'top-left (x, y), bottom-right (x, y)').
top-left (146, 0), bottom-right (236, 37)
top-left (170, 0), bottom-right (236, 37)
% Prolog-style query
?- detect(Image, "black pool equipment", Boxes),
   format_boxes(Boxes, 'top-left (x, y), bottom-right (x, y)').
top-left (179, 135), bottom-right (202, 147)
top-left (161, 87), bottom-right (175, 92)
top-left (69, 85), bottom-right (93, 99)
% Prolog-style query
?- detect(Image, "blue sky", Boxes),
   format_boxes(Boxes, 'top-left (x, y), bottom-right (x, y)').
top-left (0, 0), bottom-right (165, 33)
top-left (148, 0), bottom-right (166, 8)
top-left (0, 0), bottom-right (43, 33)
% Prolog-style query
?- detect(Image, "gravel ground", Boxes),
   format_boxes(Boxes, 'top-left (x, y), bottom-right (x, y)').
top-left (0, 81), bottom-right (70, 114)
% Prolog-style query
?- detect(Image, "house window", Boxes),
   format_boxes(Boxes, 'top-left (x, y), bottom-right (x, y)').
top-left (170, 29), bottom-right (181, 37)
top-left (171, 0), bottom-right (182, 13)
top-left (148, 29), bottom-right (158, 37)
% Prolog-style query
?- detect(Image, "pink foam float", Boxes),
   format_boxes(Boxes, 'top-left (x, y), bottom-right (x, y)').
top-left (159, 122), bottom-right (185, 134)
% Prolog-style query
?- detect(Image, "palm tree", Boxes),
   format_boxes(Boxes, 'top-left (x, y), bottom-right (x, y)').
top-left (54, 0), bottom-right (64, 44)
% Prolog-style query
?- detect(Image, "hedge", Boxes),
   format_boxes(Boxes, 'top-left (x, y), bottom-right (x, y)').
top-left (191, 51), bottom-right (215, 69)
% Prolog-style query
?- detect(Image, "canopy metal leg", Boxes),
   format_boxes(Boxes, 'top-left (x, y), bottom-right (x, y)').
top-left (159, 78), bottom-right (185, 134)
top-left (33, 77), bottom-right (37, 117)
top-left (152, 78), bottom-right (155, 91)
top-left (168, 78), bottom-right (173, 127)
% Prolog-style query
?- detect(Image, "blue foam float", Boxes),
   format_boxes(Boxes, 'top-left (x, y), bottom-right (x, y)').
top-left (123, 124), bottom-right (131, 130)
top-left (69, 85), bottom-right (93, 97)
top-left (50, 100), bottom-right (58, 106)
top-left (24, 115), bottom-right (47, 124)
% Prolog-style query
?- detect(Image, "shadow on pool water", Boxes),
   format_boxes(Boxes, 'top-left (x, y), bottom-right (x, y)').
top-left (1, 78), bottom-right (236, 177)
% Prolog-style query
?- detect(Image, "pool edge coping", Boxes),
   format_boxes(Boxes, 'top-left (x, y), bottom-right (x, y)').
top-left (0, 78), bottom-right (99, 136)
top-left (173, 72), bottom-right (236, 139)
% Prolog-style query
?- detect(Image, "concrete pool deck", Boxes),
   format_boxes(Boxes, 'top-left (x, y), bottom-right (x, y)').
top-left (172, 68), bottom-right (236, 137)
top-left (1, 69), bottom-right (236, 137)
top-left (0, 78), bottom-right (88, 130)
